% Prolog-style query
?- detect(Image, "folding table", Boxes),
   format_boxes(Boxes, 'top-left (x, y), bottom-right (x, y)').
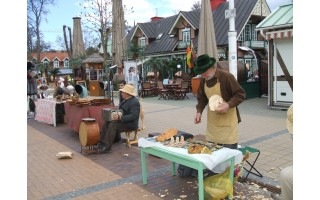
top-left (139, 138), bottom-right (243, 200)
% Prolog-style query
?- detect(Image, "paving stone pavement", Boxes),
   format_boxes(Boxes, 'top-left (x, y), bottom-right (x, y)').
top-left (27, 93), bottom-right (291, 199)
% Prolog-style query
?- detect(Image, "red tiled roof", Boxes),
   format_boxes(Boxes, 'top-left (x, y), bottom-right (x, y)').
top-left (31, 51), bottom-right (69, 62)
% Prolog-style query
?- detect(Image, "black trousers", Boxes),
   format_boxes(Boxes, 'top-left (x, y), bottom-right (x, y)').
top-left (100, 121), bottom-right (129, 148)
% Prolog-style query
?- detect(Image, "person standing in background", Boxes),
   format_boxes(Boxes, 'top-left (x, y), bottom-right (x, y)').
top-left (118, 80), bottom-right (126, 105)
top-left (27, 61), bottom-right (38, 118)
top-left (74, 84), bottom-right (88, 98)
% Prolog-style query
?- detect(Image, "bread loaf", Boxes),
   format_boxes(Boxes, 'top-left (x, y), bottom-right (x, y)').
top-left (209, 95), bottom-right (223, 111)
top-left (188, 144), bottom-right (212, 154)
top-left (156, 128), bottom-right (179, 142)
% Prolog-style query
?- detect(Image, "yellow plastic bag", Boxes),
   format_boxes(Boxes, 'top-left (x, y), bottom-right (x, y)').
top-left (204, 166), bottom-right (233, 200)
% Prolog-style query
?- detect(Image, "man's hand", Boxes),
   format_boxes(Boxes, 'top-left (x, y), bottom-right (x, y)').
top-left (217, 102), bottom-right (230, 113)
top-left (111, 114), bottom-right (119, 121)
top-left (194, 113), bottom-right (202, 124)
top-left (111, 112), bottom-right (121, 121)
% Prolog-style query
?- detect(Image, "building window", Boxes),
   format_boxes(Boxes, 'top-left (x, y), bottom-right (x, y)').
top-left (238, 32), bottom-right (243, 41)
top-left (182, 28), bottom-right (190, 45)
top-left (244, 24), bottom-right (252, 41)
top-left (43, 60), bottom-right (50, 67)
top-left (251, 24), bottom-right (257, 40)
top-left (97, 69), bottom-right (104, 81)
top-left (53, 60), bottom-right (59, 68)
top-left (239, 24), bottom-right (258, 41)
top-left (64, 60), bottom-right (69, 68)
top-left (139, 37), bottom-right (146, 47)
top-left (89, 68), bottom-right (97, 81)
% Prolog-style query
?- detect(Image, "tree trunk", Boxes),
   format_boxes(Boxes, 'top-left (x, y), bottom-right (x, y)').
top-left (63, 25), bottom-right (71, 57)
top-left (68, 27), bottom-right (73, 57)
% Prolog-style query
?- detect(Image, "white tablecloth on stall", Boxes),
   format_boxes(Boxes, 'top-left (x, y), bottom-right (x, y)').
top-left (138, 137), bottom-right (243, 173)
top-left (35, 99), bottom-right (59, 126)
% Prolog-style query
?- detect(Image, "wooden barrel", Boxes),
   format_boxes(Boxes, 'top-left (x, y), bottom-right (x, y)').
top-left (79, 119), bottom-right (100, 147)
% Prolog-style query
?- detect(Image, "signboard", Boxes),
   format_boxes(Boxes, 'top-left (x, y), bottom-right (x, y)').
top-left (124, 61), bottom-right (138, 96)
top-left (225, 8), bottom-right (236, 19)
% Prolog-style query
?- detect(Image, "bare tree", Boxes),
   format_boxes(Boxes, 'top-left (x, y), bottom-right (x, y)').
top-left (28, 0), bottom-right (56, 85)
top-left (54, 36), bottom-right (67, 51)
top-left (79, 0), bottom-right (133, 62)
top-left (191, 1), bottom-right (201, 10)
top-left (83, 28), bottom-right (100, 50)
top-left (79, 0), bottom-right (133, 97)
top-left (63, 25), bottom-right (72, 57)
top-left (79, 0), bottom-right (112, 62)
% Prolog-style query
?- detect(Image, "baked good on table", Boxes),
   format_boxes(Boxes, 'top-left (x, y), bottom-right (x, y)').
top-left (156, 128), bottom-right (179, 142)
top-left (188, 144), bottom-right (212, 154)
top-left (209, 95), bottom-right (223, 111)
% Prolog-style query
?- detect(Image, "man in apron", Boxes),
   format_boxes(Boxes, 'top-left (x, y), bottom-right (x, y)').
top-left (193, 54), bottom-right (246, 150)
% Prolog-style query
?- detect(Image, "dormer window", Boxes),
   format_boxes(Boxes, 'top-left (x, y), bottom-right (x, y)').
top-left (182, 28), bottom-right (190, 44)
top-left (156, 33), bottom-right (163, 40)
top-left (53, 60), bottom-right (59, 68)
top-left (64, 60), bottom-right (69, 68)
top-left (43, 59), bottom-right (50, 67)
top-left (139, 36), bottom-right (146, 47)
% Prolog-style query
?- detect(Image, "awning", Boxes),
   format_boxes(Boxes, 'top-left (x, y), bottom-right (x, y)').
top-left (47, 68), bottom-right (73, 75)
top-left (57, 68), bottom-right (73, 75)
top-left (266, 29), bottom-right (293, 40)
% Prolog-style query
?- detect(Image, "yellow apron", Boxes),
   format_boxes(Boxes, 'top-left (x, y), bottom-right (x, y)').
top-left (204, 79), bottom-right (238, 144)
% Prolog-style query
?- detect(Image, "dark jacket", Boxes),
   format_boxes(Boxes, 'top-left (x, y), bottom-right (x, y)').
top-left (196, 68), bottom-right (246, 122)
top-left (27, 78), bottom-right (38, 96)
top-left (119, 96), bottom-right (140, 130)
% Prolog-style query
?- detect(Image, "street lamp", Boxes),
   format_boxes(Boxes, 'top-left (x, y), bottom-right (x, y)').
top-left (105, 64), bottom-right (118, 104)
top-left (176, 64), bottom-right (182, 77)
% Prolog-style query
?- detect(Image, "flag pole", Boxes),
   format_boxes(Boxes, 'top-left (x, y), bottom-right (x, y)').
top-left (228, 0), bottom-right (238, 80)
top-left (188, 25), bottom-right (191, 73)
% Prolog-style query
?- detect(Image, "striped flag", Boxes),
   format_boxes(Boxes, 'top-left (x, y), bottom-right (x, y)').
top-left (186, 42), bottom-right (195, 69)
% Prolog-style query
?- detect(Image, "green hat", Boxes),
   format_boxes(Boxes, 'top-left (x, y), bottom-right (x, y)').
top-left (194, 54), bottom-right (216, 74)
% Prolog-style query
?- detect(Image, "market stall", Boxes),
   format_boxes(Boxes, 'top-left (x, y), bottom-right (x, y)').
top-left (138, 135), bottom-right (243, 200)
top-left (64, 100), bottom-right (114, 133)
top-left (35, 98), bottom-right (65, 127)
top-left (81, 53), bottom-right (105, 96)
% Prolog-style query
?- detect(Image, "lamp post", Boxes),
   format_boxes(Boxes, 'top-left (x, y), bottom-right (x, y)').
top-left (227, 0), bottom-right (238, 80)
top-left (105, 64), bottom-right (117, 104)
top-left (177, 64), bottom-right (182, 77)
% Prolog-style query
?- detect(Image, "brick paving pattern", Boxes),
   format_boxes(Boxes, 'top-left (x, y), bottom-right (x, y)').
top-left (27, 94), bottom-right (291, 199)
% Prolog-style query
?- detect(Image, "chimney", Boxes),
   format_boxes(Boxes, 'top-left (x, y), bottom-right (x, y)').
top-left (151, 16), bottom-right (163, 22)
top-left (72, 17), bottom-right (86, 58)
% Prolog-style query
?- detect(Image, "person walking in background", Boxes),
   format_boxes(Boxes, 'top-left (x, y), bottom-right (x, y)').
top-left (193, 54), bottom-right (246, 150)
top-left (271, 104), bottom-right (293, 200)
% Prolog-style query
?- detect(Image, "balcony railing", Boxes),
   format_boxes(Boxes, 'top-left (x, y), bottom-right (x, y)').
top-left (241, 40), bottom-right (268, 49)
